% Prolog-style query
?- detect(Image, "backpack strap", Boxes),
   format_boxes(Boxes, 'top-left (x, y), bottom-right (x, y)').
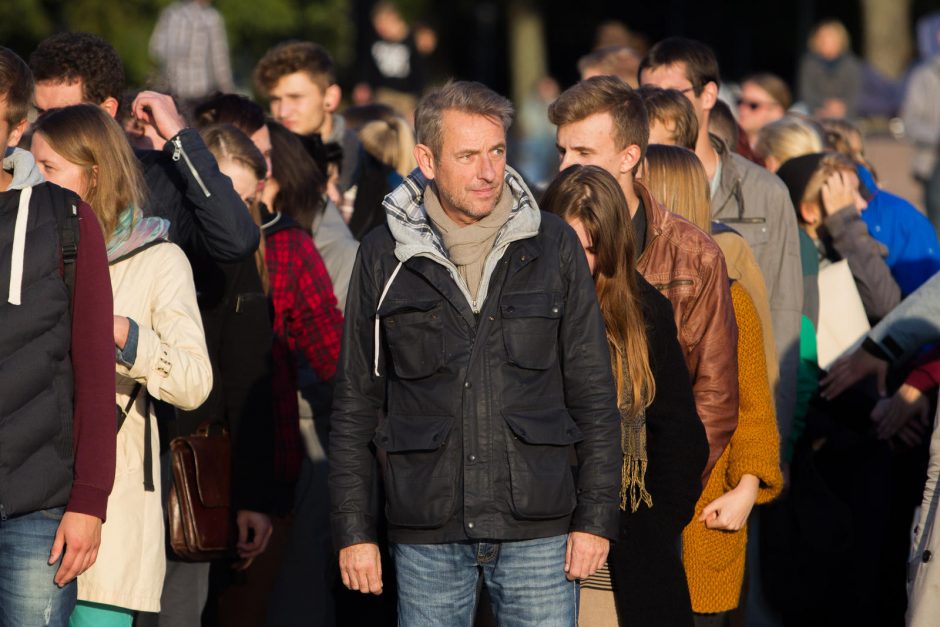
top-left (59, 203), bottom-right (80, 302)
top-left (115, 383), bottom-right (155, 492)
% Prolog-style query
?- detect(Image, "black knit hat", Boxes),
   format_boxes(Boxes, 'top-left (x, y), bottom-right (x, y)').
top-left (776, 152), bottom-right (826, 210)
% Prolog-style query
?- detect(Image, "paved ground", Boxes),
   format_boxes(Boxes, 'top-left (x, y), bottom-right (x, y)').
top-left (866, 134), bottom-right (924, 212)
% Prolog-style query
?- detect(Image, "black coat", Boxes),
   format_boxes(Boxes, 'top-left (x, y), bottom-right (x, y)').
top-left (137, 128), bottom-right (259, 263)
top-left (329, 211), bottom-right (621, 547)
top-left (609, 276), bottom-right (709, 627)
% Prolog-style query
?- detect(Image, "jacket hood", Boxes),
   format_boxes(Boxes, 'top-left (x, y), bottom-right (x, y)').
top-left (383, 164), bottom-right (540, 262)
top-left (3, 148), bottom-right (44, 190)
top-left (381, 164), bottom-right (541, 312)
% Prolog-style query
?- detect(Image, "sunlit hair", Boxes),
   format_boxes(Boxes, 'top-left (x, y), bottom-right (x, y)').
top-left (754, 115), bottom-right (824, 169)
top-left (415, 80), bottom-right (514, 159)
top-left (359, 115), bottom-right (418, 177)
top-left (819, 117), bottom-right (876, 176)
top-left (636, 85), bottom-right (698, 150)
top-left (33, 104), bottom-right (145, 241)
top-left (541, 165), bottom-right (655, 417)
top-left (641, 145), bottom-right (710, 232)
top-left (801, 152), bottom-right (858, 214)
top-left (200, 124), bottom-right (269, 293)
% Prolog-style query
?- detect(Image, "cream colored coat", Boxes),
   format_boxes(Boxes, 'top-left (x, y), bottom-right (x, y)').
top-left (908, 404), bottom-right (940, 627)
top-left (77, 241), bottom-right (212, 612)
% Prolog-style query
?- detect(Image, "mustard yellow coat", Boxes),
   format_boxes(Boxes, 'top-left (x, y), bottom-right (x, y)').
top-left (682, 282), bottom-right (784, 614)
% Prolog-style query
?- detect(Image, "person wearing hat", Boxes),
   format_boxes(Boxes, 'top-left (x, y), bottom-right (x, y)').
top-left (776, 152), bottom-right (900, 325)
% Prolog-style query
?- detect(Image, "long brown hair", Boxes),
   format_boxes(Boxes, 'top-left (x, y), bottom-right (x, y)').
top-left (542, 165), bottom-right (655, 417)
top-left (641, 144), bottom-right (711, 231)
top-left (200, 124), bottom-right (269, 293)
top-left (33, 104), bottom-right (146, 241)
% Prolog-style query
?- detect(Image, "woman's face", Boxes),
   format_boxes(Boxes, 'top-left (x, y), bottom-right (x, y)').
top-left (566, 217), bottom-right (597, 275)
top-left (250, 125), bottom-right (273, 181)
top-left (31, 133), bottom-right (90, 198)
top-left (218, 158), bottom-right (260, 208)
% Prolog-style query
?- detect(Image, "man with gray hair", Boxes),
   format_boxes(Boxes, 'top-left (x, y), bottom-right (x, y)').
top-left (329, 80), bottom-right (620, 625)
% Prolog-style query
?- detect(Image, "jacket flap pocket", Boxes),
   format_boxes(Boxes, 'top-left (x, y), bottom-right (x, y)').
top-left (502, 408), bottom-right (583, 445)
top-left (378, 299), bottom-right (440, 318)
top-left (373, 414), bottom-right (454, 452)
top-left (500, 292), bottom-right (564, 319)
top-left (187, 437), bottom-right (231, 508)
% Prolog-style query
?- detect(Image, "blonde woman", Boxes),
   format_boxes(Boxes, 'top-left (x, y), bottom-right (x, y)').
top-left (32, 104), bottom-right (212, 627)
top-left (642, 146), bottom-right (784, 625)
top-left (754, 115), bottom-right (824, 173)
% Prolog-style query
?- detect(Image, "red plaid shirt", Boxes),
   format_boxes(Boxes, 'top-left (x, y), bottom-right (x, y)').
top-left (265, 225), bottom-right (343, 482)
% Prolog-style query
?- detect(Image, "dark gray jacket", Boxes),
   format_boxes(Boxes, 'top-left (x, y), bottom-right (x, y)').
top-left (329, 167), bottom-right (621, 547)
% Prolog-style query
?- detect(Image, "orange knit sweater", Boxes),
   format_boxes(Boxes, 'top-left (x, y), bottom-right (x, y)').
top-left (682, 281), bottom-right (784, 614)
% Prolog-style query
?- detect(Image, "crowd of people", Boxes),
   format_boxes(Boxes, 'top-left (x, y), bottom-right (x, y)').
top-left (3, 7), bottom-right (940, 627)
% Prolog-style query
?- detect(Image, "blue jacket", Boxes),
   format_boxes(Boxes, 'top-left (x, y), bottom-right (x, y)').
top-left (858, 165), bottom-right (940, 296)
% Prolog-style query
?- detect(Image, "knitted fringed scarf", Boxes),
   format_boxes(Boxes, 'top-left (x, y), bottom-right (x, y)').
top-left (611, 342), bottom-right (653, 513)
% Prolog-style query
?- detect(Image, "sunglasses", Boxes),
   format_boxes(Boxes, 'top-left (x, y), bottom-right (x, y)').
top-left (736, 98), bottom-right (777, 111)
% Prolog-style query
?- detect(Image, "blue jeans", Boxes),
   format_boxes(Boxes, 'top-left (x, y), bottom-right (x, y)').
top-left (0, 507), bottom-right (76, 627)
top-left (393, 534), bottom-right (577, 627)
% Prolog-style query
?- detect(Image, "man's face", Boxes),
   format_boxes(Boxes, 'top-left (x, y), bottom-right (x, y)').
top-left (34, 80), bottom-right (85, 113)
top-left (424, 110), bottom-right (507, 224)
top-left (268, 72), bottom-right (329, 136)
top-left (556, 112), bottom-right (632, 184)
top-left (640, 62), bottom-right (708, 128)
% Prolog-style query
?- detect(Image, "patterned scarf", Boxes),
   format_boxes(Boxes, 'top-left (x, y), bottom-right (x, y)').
top-left (107, 206), bottom-right (170, 263)
top-left (610, 340), bottom-right (653, 513)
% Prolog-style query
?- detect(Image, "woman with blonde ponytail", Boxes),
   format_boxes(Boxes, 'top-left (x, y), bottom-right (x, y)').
top-left (543, 165), bottom-right (707, 627)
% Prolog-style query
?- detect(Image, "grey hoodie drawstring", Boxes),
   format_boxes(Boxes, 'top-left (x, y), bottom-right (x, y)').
top-left (374, 261), bottom-right (404, 377)
top-left (8, 186), bottom-right (32, 305)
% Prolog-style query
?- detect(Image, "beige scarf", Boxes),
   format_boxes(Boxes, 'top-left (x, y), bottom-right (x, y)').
top-left (610, 340), bottom-right (653, 513)
top-left (424, 183), bottom-right (513, 300)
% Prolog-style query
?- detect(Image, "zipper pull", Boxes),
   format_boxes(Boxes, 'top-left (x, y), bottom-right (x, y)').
top-left (171, 137), bottom-right (182, 162)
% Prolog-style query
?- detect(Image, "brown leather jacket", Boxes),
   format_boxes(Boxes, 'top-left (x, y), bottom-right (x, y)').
top-left (635, 182), bottom-right (739, 484)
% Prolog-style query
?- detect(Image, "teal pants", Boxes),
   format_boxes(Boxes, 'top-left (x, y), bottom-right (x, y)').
top-left (70, 601), bottom-right (133, 627)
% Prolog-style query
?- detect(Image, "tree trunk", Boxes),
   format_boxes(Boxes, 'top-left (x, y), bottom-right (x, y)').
top-left (507, 0), bottom-right (548, 108)
top-left (861, 0), bottom-right (912, 78)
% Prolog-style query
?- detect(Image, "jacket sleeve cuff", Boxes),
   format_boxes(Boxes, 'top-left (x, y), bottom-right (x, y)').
top-left (115, 318), bottom-right (140, 368)
top-left (65, 483), bottom-right (110, 522)
top-left (331, 513), bottom-right (379, 550)
top-left (570, 503), bottom-right (619, 541)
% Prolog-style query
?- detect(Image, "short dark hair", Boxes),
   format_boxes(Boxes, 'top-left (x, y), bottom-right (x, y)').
top-left (194, 92), bottom-right (267, 135)
top-left (29, 32), bottom-right (125, 105)
top-left (0, 47), bottom-right (34, 126)
top-left (635, 85), bottom-right (698, 150)
top-left (254, 41), bottom-right (336, 95)
top-left (548, 75), bottom-right (648, 157)
top-left (638, 37), bottom-right (720, 96)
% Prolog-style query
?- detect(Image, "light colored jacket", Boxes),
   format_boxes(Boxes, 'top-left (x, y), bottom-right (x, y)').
top-left (312, 198), bottom-right (359, 312)
top-left (868, 270), bottom-right (940, 365)
top-left (711, 138), bottom-right (803, 450)
top-left (77, 241), bottom-right (211, 612)
top-left (908, 404), bottom-right (940, 626)
top-left (901, 56), bottom-right (940, 180)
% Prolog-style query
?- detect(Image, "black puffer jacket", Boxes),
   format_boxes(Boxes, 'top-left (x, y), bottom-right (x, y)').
top-left (329, 171), bottom-right (620, 548)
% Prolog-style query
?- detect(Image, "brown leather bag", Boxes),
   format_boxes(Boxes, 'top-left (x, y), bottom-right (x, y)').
top-left (168, 422), bottom-right (235, 561)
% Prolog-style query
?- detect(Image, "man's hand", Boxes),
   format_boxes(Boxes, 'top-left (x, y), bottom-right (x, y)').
top-left (339, 543), bottom-right (383, 594)
top-left (699, 474), bottom-right (760, 531)
top-left (564, 531), bottom-right (608, 581)
top-left (233, 510), bottom-right (273, 570)
top-left (820, 348), bottom-right (889, 400)
top-left (871, 383), bottom-right (930, 442)
top-left (49, 512), bottom-right (102, 587)
top-left (131, 91), bottom-right (186, 143)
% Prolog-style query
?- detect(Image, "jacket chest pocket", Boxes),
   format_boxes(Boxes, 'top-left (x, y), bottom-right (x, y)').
top-left (381, 300), bottom-right (445, 379)
top-left (500, 293), bottom-right (563, 370)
